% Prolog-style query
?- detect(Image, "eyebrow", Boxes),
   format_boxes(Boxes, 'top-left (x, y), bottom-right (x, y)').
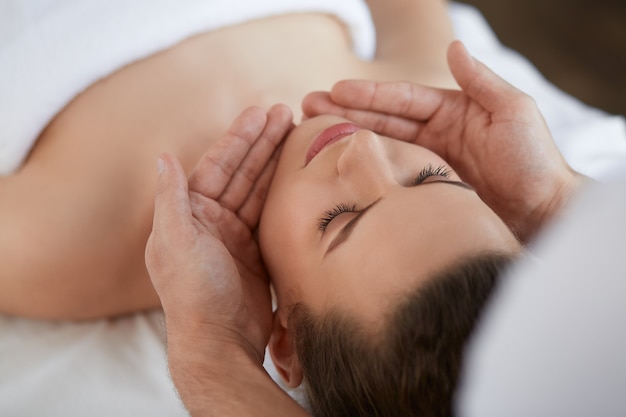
top-left (323, 179), bottom-right (472, 256)
top-left (324, 199), bottom-right (380, 256)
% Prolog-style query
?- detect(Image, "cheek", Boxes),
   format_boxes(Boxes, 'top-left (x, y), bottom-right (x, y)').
top-left (260, 185), bottom-right (315, 276)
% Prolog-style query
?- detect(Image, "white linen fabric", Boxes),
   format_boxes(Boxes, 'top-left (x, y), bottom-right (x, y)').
top-left (457, 174), bottom-right (626, 417)
top-left (0, 2), bottom-right (625, 416)
top-left (0, 0), bottom-right (375, 175)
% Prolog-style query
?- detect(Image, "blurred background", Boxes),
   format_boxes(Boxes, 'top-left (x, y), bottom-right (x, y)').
top-left (462, 0), bottom-right (626, 116)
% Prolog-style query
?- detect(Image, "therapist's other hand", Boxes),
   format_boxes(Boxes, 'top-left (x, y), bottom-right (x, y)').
top-left (145, 104), bottom-right (293, 363)
top-left (303, 41), bottom-right (583, 242)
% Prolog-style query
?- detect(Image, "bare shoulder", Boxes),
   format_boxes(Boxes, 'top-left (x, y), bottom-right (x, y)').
top-left (0, 10), bottom-right (456, 319)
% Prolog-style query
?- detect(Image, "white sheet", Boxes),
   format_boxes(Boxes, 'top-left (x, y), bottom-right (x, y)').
top-left (0, 0), bottom-right (375, 175)
top-left (1, 3), bottom-right (625, 416)
top-left (0, 312), bottom-right (185, 416)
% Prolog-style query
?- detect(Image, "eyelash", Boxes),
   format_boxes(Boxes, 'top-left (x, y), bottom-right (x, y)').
top-left (318, 203), bottom-right (357, 232)
top-left (412, 164), bottom-right (451, 185)
top-left (317, 164), bottom-right (451, 232)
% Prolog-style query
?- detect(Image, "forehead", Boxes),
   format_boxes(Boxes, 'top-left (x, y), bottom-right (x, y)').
top-left (297, 185), bottom-right (515, 319)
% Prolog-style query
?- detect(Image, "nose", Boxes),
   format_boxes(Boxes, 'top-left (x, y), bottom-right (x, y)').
top-left (336, 130), bottom-right (396, 195)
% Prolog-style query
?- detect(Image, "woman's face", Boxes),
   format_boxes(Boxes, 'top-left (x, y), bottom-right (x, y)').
top-left (259, 115), bottom-right (520, 321)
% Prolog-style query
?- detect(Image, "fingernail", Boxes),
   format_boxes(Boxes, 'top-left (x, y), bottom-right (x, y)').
top-left (157, 156), bottom-right (165, 175)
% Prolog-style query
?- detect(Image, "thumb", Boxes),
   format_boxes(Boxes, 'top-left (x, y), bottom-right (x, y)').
top-left (152, 153), bottom-right (192, 240)
top-left (447, 40), bottom-right (526, 113)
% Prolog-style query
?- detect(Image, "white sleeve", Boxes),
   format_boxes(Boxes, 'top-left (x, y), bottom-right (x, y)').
top-left (457, 176), bottom-right (626, 417)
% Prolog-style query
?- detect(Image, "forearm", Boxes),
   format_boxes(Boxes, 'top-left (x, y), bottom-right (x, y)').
top-left (167, 335), bottom-right (310, 417)
top-left (365, 0), bottom-right (454, 68)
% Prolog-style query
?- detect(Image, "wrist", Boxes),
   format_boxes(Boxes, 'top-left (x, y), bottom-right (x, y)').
top-left (525, 169), bottom-right (589, 242)
top-left (166, 320), bottom-right (265, 367)
top-left (167, 333), bottom-right (255, 382)
top-left (166, 333), bottom-right (259, 413)
top-left (166, 332), bottom-right (309, 417)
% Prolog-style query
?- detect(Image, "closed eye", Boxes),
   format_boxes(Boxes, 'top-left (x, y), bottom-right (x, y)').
top-left (317, 165), bottom-right (465, 233)
top-left (321, 178), bottom-right (472, 256)
top-left (412, 164), bottom-right (452, 185)
top-left (318, 203), bottom-right (357, 232)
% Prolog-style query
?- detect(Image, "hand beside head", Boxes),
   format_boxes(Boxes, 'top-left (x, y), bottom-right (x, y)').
top-left (302, 41), bottom-right (586, 243)
top-left (145, 104), bottom-right (321, 417)
top-left (145, 104), bottom-right (293, 363)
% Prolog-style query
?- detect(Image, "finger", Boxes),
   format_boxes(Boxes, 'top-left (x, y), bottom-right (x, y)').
top-left (303, 91), bottom-right (424, 141)
top-left (188, 106), bottom-right (267, 199)
top-left (219, 104), bottom-right (293, 211)
top-left (302, 91), bottom-right (352, 118)
top-left (447, 40), bottom-right (528, 113)
top-left (151, 153), bottom-right (193, 244)
top-left (237, 143), bottom-right (283, 229)
top-left (329, 79), bottom-right (447, 122)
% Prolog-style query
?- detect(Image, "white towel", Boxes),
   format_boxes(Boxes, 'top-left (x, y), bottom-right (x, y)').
top-left (0, 0), bottom-right (375, 175)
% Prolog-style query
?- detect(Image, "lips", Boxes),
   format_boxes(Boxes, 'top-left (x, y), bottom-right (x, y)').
top-left (305, 123), bottom-right (360, 165)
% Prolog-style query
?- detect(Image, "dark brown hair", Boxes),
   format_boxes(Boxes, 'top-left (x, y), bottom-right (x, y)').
top-left (290, 253), bottom-right (513, 417)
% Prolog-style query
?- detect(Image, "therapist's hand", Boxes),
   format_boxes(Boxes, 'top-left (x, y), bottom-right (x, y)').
top-left (145, 104), bottom-right (292, 363)
top-left (303, 41), bottom-right (584, 242)
top-left (145, 104), bottom-right (309, 417)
